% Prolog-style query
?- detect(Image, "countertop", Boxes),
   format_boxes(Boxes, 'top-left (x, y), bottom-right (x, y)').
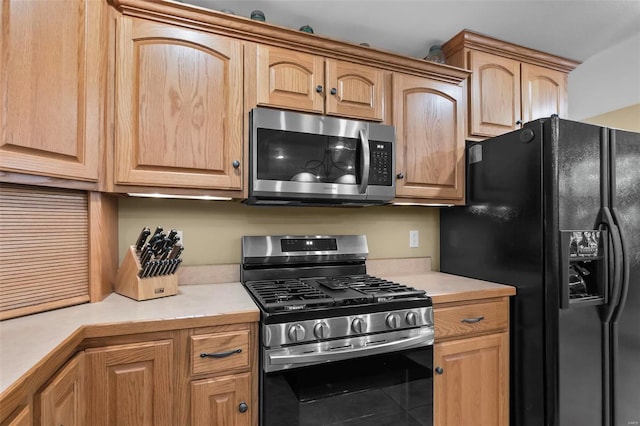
top-left (0, 282), bottom-right (259, 395)
top-left (0, 267), bottom-right (515, 397)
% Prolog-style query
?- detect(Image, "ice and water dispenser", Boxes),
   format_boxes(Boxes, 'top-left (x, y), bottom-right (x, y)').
top-left (560, 230), bottom-right (608, 309)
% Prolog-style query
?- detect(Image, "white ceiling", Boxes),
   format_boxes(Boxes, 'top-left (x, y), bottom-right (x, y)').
top-left (183, 0), bottom-right (640, 63)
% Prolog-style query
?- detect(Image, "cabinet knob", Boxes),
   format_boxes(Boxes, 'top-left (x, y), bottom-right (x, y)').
top-left (330, 87), bottom-right (337, 95)
top-left (232, 160), bottom-right (240, 169)
top-left (515, 119), bottom-right (523, 127)
top-left (397, 172), bottom-right (405, 179)
top-left (238, 402), bottom-right (248, 413)
top-left (316, 85), bottom-right (323, 93)
top-left (435, 366), bottom-right (444, 375)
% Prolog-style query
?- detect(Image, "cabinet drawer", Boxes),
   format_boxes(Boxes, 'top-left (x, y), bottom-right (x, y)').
top-left (434, 298), bottom-right (508, 340)
top-left (191, 330), bottom-right (250, 376)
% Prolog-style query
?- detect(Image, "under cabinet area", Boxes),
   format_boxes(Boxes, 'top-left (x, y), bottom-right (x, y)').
top-left (392, 73), bottom-right (466, 203)
top-left (433, 297), bottom-right (510, 426)
top-left (442, 29), bottom-right (579, 140)
top-left (248, 44), bottom-right (385, 121)
top-left (113, 17), bottom-right (243, 191)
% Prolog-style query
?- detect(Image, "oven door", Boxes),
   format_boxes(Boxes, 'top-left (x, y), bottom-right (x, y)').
top-left (261, 346), bottom-right (433, 426)
top-left (248, 107), bottom-right (395, 205)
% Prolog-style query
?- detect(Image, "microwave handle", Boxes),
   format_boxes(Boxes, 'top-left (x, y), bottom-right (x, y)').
top-left (358, 129), bottom-right (370, 194)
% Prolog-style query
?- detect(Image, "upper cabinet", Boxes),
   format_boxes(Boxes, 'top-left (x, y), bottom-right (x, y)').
top-left (0, 0), bottom-right (106, 186)
top-left (248, 44), bottom-right (384, 121)
top-left (442, 30), bottom-right (579, 140)
top-left (114, 17), bottom-right (243, 191)
top-left (392, 73), bottom-right (466, 203)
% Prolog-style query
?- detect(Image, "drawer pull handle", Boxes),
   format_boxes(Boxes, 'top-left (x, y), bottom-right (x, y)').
top-left (200, 348), bottom-right (242, 358)
top-left (461, 316), bottom-right (485, 324)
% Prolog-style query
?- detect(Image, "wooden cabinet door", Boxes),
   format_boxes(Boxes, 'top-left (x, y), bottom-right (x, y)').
top-left (521, 63), bottom-right (568, 122)
top-left (325, 59), bottom-right (384, 121)
top-left (39, 352), bottom-right (85, 426)
top-left (191, 373), bottom-right (251, 426)
top-left (393, 73), bottom-right (465, 202)
top-left (468, 51), bottom-right (521, 138)
top-left (0, 0), bottom-right (103, 181)
top-left (86, 340), bottom-right (173, 426)
top-left (434, 332), bottom-right (509, 426)
top-left (255, 45), bottom-right (324, 113)
top-left (1, 405), bottom-right (31, 426)
top-left (115, 18), bottom-right (243, 190)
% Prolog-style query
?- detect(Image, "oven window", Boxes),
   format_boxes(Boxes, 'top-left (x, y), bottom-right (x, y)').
top-left (256, 128), bottom-right (360, 185)
top-left (262, 347), bottom-right (433, 426)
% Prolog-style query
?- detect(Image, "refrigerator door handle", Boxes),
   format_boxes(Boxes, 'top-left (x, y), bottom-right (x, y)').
top-left (601, 207), bottom-right (623, 323)
top-left (609, 208), bottom-right (630, 322)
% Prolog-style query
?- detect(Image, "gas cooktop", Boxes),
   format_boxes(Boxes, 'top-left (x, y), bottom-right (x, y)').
top-left (244, 274), bottom-right (428, 313)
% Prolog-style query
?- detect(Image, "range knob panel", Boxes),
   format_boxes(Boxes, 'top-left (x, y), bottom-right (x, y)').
top-left (313, 321), bottom-right (330, 339)
top-left (406, 311), bottom-right (418, 326)
top-left (287, 324), bottom-right (306, 342)
top-left (386, 313), bottom-right (401, 329)
top-left (351, 317), bottom-right (367, 334)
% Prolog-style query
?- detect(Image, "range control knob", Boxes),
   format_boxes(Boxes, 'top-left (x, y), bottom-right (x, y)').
top-left (351, 318), bottom-right (367, 334)
top-left (386, 313), bottom-right (401, 329)
top-left (406, 311), bottom-right (418, 326)
top-left (313, 321), bottom-right (330, 339)
top-left (287, 324), bottom-right (306, 342)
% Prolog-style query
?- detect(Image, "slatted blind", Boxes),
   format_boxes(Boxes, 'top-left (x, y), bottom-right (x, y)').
top-left (0, 183), bottom-right (89, 320)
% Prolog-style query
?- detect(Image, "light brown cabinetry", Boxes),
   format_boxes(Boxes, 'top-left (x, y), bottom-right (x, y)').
top-left (392, 73), bottom-right (465, 203)
top-left (85, 339), bottom-right (174, 426)
top-left (433, 297), bottom-right (510, 426)
top-left (0, 405), bottom-right (30, 426)
top-left (37, 352), bottom-right (85, 426)
top-left (188, 326), bottom-right (255, 426)
top-left (114, 17), bottom-right (243, 191)
top-left (0, 0), bottom-right (106, 185)
top-left (249, 44), bottom-right (384, 121)
top-left (442, 29), bottom-right (579, 140)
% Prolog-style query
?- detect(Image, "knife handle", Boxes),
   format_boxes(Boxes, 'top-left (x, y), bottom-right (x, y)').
top-left (135, 227), bottom-right (151, 252)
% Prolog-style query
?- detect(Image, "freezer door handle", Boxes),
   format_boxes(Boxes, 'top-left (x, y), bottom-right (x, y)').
top-left (601, 207), bottom-right (623, 322)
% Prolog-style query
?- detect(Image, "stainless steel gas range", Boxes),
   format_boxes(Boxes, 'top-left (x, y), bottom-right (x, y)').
top-left (241, 235), bottom-right (434, 426)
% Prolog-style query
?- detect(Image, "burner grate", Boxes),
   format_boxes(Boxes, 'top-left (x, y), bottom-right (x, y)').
top-left (244, 279), bottom-right (334, 312)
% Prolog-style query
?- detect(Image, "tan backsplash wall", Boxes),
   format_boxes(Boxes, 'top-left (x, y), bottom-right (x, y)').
top-left (118, 198), bottom-right (440, 269)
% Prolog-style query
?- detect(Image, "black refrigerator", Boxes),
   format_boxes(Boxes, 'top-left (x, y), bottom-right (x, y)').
top-left (440, 116), bottom-right (640, 426)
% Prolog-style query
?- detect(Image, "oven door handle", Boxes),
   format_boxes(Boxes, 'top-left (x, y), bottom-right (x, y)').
top-left (358, 129), bottom-right (370, 194)
top-left (268, 333), bottom-right (432, 366)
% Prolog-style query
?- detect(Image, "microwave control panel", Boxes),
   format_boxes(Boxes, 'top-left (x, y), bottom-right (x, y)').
top-left (369, 141), bottom-right (393, 186)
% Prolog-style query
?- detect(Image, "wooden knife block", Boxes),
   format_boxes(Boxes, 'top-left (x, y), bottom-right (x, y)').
top-left (114, 246), bottom-right (178, 301)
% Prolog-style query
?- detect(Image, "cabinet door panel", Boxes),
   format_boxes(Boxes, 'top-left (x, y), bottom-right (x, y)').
top-left (469, 51), bottom-right (521, 137)
top-left (86, 340), bottom-right (173, 426)
top-left (521, 63), bottom-right (567, 122)
top-left (39, 352), bottom-right (85, 426)
top-left (326, 60), bottom-right (384, 121)
top-left (434, 332), bottom-right (509, 426)
top-left (255, 45), bottom-right (324, 113)
top-left (393, 74), bottom-right (464, 201)
top-left (0, 0), bottom-right (102, 181)
top-left (191, 373), bottom-right (251, 426)
top-left (116, 18), bottom-right (242, 189)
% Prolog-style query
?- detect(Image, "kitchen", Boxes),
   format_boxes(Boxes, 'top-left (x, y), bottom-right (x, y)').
top-left (1, 0), bottom-right (639, 425)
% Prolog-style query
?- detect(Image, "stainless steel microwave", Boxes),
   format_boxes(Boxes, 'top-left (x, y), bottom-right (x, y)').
top-left (246, 108), bottom-right (396, 206)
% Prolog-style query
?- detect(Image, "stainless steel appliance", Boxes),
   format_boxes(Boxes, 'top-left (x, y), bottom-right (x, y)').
top-left (247, 108), bottom-right (396, 206)
top-left (241, 235), bottom-right (434, 426)
top-left (440, 116), bottom-right (640, 426)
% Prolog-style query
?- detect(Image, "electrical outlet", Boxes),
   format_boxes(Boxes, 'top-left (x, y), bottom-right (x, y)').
top-left (409, 230), bottom-right (419, 248)
top-left (176, 230), bottom-right (183, 246)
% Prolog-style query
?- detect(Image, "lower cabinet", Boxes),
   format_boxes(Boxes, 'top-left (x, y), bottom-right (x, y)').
top-left (433, 297), bottom-right (510, 426)
top-left (191, 373), bottom-right (252, 426)
top-left (85, 340), bottom-right (174, 426)
top-left (38, 352), bottom-right (85, 426)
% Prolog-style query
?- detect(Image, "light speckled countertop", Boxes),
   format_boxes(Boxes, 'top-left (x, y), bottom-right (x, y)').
top-left (0, 282), bottom-right (258, 394)
top-left (0, 264), bottom-right (516, 397)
